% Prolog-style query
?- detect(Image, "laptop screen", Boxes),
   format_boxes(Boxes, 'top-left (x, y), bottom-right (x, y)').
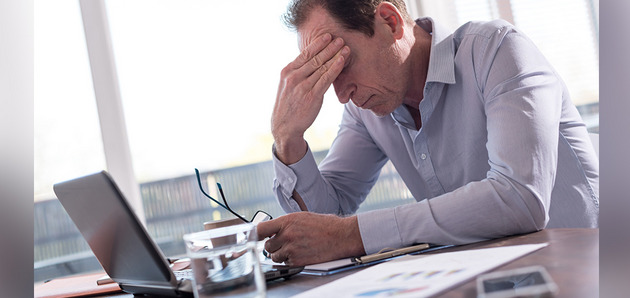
top-left (54, 171), bottom-right (175, 286)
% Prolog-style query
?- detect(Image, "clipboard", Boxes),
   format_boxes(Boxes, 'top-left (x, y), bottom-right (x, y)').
top-left (300, 244), bottom-right (454, 276)
top-left (352, 243), bottom-right (430, 264)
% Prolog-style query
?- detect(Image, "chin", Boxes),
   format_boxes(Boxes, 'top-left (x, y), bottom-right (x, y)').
top-left (368, 108), bottom-right (392, 118)
top-left (366, 103), bottom-right (396, 118)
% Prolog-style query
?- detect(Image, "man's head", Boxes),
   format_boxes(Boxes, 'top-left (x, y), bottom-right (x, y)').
top-left (283, 0), bottom-right (414, 37)
top-left (284, 0), bottom-right (426, 117)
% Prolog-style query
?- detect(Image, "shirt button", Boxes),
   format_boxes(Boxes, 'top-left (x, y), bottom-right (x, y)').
top-left (288, 178), bottom-right (294, 183)
top-left (420, 153), bottom-right (427, 160)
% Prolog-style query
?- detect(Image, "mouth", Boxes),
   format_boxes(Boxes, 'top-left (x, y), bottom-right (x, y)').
top-left (356, 95), bottom-right (374, 109)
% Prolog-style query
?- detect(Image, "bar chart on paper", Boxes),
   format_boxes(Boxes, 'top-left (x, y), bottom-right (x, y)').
top-left (293, 243), bottom-right (548, 298)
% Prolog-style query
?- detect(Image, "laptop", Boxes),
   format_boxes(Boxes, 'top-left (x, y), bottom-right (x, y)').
top-left (53, 171), bottom-right (303, 297)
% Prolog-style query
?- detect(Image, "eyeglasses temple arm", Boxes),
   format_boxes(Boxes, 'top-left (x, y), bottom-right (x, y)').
top-left (195, 169), bottom-right (249, 223)
top-left (216, 182), bottom-right (249, 222)
top-left (217, 183), bottom-right (230, 208)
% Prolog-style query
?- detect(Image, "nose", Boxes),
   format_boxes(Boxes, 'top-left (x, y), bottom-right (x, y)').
top-left (333, 78), bottom-right (356, 104)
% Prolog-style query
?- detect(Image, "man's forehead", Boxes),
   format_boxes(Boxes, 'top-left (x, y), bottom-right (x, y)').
top-left (296, 7), bottom-right (343, 51)
top-left (298, 30), bottom-right (335, 51)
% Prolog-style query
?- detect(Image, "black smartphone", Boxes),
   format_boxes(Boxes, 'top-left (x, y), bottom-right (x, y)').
top-left (476, 266), bottom-right (558, 298)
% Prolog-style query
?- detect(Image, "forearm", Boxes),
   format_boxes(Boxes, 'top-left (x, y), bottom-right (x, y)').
top-left (272, 144), bottom-right (349, 214)
top-left (291, 190), bottom-right (308, 211)
top-left (358, 177), bottom-right (546, 254)
top-left (272, 134), bottom-right (387, 216)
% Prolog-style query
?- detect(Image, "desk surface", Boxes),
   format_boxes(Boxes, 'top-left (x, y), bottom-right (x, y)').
top-left (95, 228), bottom-right (600, 298)
top-left (266, 228), bottom-right (598, 298)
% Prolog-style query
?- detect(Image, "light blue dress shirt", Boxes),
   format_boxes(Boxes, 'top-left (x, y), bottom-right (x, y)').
top-left (272, 18), bottom-right (599, 254)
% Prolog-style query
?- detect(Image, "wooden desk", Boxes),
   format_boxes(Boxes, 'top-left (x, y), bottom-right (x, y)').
top-left (83, 228), bottom-right (599, 297)
top-left (265, 228), bottom-right (598, 297)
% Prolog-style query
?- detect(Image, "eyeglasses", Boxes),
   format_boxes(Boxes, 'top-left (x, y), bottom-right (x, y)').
top-left (195, 168), bottom-right (272, 224)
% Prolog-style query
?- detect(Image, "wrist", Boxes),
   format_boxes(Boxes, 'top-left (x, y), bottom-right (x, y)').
top-left (341, 216), bottom-right (366, 257)
top-left (273, 137), bottom-right (308, 165)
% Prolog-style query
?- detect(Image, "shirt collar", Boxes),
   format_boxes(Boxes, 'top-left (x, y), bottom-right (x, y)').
top-left (416, 17), bottom-right (456, 85)
top-left (390, 18), bottom-right (456, 129)
top-left (391, 105), bottom-right (416, 129)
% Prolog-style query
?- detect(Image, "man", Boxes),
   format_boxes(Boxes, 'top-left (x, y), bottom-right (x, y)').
top-left (258, 0), bottom-right (599, 267)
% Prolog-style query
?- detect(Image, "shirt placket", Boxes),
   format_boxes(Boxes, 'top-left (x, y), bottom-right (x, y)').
top-left (413, 83), bottom-right (446, 198)
top-left (412, 131), bottom-right (443, 198)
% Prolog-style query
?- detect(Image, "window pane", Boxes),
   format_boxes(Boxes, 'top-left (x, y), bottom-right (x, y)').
top-left (454, 0), bottom-right (498, 22)
top-left (419, 0), bottom-right (599, 131)
top-left (105, 0), bottom-right (344, 183)
top-left (510, 0), bottom-right (599, 131)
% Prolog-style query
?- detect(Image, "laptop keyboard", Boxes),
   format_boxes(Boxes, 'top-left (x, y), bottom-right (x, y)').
top-left (174, 256), bottom-right (250, 282)
top-left (174, 269), bottom-right (193, 280)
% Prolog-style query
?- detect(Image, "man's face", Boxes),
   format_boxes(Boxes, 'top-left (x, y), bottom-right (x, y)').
top-left (297, 7), bottom-right (410, 117)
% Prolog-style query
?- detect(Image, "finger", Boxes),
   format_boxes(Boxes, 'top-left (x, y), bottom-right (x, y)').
top-left (256, 218), bottom-right (283, 240)
top-left (306, 45), bottom-right (347, 83)
top-left (309, 47), bottom-right (348, 96)
top-left (256, 218), bottom-right (281, 240)
top-left (291, 33), bottom-right (331, 69)
top-left (264, 236), bottom-right (282, 253)
top-left (293, 35), bottom-right (344, 77)
top-left (303, 37), bottom-right (346, 77)
top-left (270, 250), bottom-right (289, 264)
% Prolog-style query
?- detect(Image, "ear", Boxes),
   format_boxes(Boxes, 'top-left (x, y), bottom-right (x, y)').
top-left (374, 2), bottom-right (405, 39)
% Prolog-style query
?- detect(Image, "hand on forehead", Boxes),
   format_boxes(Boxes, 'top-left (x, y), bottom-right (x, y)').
top-left (296, 6), bottom-right (347, 51)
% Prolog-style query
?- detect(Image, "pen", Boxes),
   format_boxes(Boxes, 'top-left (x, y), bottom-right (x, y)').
top-left (352, 243), bottom-right (430, 264)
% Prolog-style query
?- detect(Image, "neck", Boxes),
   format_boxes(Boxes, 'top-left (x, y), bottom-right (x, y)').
top-left (403, 24), bottom-right (432, 109)
top-left (405, 104), bottom-right (422, 130)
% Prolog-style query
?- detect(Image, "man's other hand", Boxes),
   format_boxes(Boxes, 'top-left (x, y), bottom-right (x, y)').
top-left (257, 212), bottom-right (365, 266)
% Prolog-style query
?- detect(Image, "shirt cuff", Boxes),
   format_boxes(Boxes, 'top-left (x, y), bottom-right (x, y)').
top-left (272, 143), bottom-right (320, 211)
top-left (272, 146), bottom-right (297, 195)
top-left (287, 151), bottom-right (322, 211)
top-left (357, 208), bottom-right (403, 254)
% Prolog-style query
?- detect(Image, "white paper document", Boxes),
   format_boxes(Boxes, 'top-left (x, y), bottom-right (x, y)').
top-left (292, 243), bottom-right (548, 298)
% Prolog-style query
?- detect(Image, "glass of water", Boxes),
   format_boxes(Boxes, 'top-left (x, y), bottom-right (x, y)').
top-left (183, 223), bottom-right (266, 298)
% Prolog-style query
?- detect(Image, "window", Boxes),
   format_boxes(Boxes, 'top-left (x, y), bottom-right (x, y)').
top-left (510, 0), bottom-right (599, 130)
top-left (412, 0), bottom-right (599, 131)
top-left (34, 0), bottom-right (345, 282)
top-left (104, 0), bottom-right (344, 183)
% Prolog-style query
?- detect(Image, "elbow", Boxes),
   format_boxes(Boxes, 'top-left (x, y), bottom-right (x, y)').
top-left (524, 185), bottom-right (550, 231)
top-left (513, 189), bottom-right (549, 234)
top-left (488, 175), bottom-right (550, 235)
